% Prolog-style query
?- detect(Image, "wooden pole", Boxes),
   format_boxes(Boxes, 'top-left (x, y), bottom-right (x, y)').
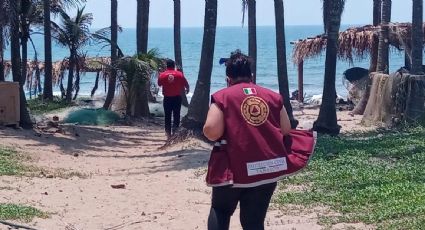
top-left (297, 60), bottom-right (304, 102)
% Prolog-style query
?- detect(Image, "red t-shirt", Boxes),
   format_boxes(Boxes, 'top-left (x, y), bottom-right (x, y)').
top-left (158, 68), bottom-right (189, 97)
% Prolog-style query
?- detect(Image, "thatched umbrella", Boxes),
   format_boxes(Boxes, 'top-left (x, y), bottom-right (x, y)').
top-left (291, 23), bottom-right (425, 102)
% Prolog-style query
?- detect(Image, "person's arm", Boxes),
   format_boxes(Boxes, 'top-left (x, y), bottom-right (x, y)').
top-left (203, 103), bottom-right (225, 141)
top-left (280, 106), bottom-right (291, 136)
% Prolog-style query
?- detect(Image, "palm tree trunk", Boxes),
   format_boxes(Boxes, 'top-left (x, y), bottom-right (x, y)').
top-left (173, 0), bottom-right (189, 107)
top-left (377, 0), bottom-right (391, 74)
top-left (91, 71), bottom-right (100, 97)
top-left (411, 0), bottom-right (423, 74)
top-left (182, 0), bottom-right (217, 130)
top-left (405, 0), bottom-right (424, 122)
top-left (66, 52), bottom-right (75, 103)
top-left (11, 0), bottom-right (32, 128)
top-left (351, 0), bottom-right (381, 115)
top-left (248, 0), bottom-right (257, 83)
top-left (0, 25), bottom-right (4, 81)
top-left (103, 0), bottom-right (118, 109)
top-left (43, 0), bottom-right (53, 100)
top-left (136, 0), bottom-right (149, 54)
top-left (21, 37), bottom-right (28, 85)
top-left (313, 0), bottom-right (343, 135)
top-left (274, 0), bottom-right (298, 128)
top-left (72, 61), bottom-right (80, 100)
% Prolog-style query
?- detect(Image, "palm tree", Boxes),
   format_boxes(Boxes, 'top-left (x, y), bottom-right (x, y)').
top-left (43, 0), bottom-right (53, 100)
top-left (350, 0), bottom-right (381, 115)
top-left (103, 0), bottom-right (118, 109)
top-left (181, 0), bottom-right (217, 131)
top-left (242, 0), bottom-right (257, 83)
top-left (173, 0), bottom-right (189, 107)
top-left (405, 0), bottom-right (424, 122)
top-left (117, 50), bottom-right (162, 117)
top-left (51, 7), bottom-right (93, 103)
top-left (312, 0), bottom-right (345, 135)
top-left (136, 0), bottom-right (149, 54)
top-left (274, 0), bottom-right (298, 128)
top-left (43, 0), bottom-right (86, 100)
top-left (9, 0), bottom-right (32, 128)
top-left (376, 0), bottom-right (391, 73)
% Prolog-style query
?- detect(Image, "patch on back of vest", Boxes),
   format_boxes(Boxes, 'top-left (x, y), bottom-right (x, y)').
top-left (240, 96), bottom-right (269, 126)
top-left (246, 157), bottom-right (288, 176)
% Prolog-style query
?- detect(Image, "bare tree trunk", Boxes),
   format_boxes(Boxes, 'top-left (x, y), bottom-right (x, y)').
top-left (0, 25), bottom-right (4, 81)
top-left (313, 0), bottom-right (343, 135)
top-left (405, 0), bottom-right (424, 123)
top-left (43, 0), bottom-right (53, 100)
top-left (248, 0), bottom-right (257, 83)
top-left (136, 0), bottom-right (149, 54)
top-left (91, 71), bottom-right (100, 97)
top-left (11, 0), bottom-right (32, 128)
top-left (173, 0), bottom-right (189, 107)
top-left (377, 0), bottom-right (391, 74)
top-left (182, 0), bottom-right (217, 130)
top-left (104, 0), bottom-right (118, 109)
top-left (274, 0), bottom-right (298, 128)
top-left (66, 53), bottom-right (76, 103)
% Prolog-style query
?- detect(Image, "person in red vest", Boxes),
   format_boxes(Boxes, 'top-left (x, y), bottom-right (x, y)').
top-left (203, 50), bottom-right (291, 230)
top-left (158, 59), bottom-right (190, 138)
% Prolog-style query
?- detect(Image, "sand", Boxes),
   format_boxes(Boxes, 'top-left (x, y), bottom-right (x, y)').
top-left (0, 105), bottom-right (375, 230)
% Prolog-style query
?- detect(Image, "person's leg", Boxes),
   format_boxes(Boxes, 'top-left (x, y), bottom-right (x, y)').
top-left (172, 96), bottom-right (182, 134)
top-left (208, 186), bottom-right (241, 230)
top-left (163, 97), bottom-right (172, 137)
top-left (239, 182), bottom-right (277, 230)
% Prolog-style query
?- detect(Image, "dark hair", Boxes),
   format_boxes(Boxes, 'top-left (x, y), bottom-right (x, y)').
top-left (225, 49), bottom-right (252, 79)
top-left (166, 59), bottom-right (175, 69)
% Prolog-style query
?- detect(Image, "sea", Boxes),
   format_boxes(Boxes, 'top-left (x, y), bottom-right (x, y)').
top-left (3, 25), bottom-right (407, 100)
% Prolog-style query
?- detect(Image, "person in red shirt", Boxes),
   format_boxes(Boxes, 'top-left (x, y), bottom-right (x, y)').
top-left (203, 50), bottom-right (291, 230)
top-left (158, 59), bottom-right (190, 138)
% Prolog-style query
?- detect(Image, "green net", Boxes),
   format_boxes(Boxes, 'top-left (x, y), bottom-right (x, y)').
top-left (63, 108), bottom-right (120, 126)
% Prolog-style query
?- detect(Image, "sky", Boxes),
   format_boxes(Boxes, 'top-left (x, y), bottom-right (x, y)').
top-left (81, 0), bottom-right (416, 28)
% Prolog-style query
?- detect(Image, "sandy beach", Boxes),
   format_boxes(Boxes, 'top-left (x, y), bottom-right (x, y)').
top-left (0, 105), bottom-right (374, 230)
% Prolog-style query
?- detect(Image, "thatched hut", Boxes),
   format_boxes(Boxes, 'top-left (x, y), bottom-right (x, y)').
top-left (291, 23), bottom-right (424, 102)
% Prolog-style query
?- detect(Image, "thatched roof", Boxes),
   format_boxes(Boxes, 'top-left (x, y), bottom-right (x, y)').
top-left (3, 56), bottom-right (111, 84)
top-left (291, 23), bottom-right (423, 64)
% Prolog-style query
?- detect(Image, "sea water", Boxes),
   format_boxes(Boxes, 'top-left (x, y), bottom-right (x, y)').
top-left (3, 25), bottom-right (406, 100)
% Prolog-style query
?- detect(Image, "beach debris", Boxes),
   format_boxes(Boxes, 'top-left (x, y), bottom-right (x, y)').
top-left (111, 184), bottom-right (126, 189)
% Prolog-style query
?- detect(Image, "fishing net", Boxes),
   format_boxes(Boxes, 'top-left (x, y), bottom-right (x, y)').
top-left (63, 108), bottom-right (120, 126)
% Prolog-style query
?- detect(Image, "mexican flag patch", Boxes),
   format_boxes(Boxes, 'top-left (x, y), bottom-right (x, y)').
top-left (243, 88), bottom-right (257, 95)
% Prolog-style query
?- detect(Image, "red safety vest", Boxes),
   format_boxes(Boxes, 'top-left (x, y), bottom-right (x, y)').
top-left (206, 83), bottom-right (316, 187)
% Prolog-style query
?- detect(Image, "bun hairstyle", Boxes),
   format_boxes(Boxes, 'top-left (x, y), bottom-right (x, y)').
top-left (225, 49), bottom-right (252, 80)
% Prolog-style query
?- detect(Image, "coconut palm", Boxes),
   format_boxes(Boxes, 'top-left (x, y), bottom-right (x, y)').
top-left (51, 7), bottom-right (93, 103)
top-left (405, 0), bottom-right (424, 122)
top-left (117, 49), bottom-right (162, 117)
top-left (377, 0), bottom-right (391, 73)
top-left (0, 0), bottom-right (5, 81)
top-left (274, 0), bottom-right (298, 128)
top-left (181, 0), bottom-right (217, 131)
top-left (103, 0), bottom-right (118, 109)
top-left (242, 0), bottom-right (257, 83)
top-left (312, 0), bottom-right (345, 135)
top-left (136, 0), bottom-right (149, 54)
top-left (173, 0), bottom-right (189, 107)
top-left (43, 0), bottom-right (86, 100)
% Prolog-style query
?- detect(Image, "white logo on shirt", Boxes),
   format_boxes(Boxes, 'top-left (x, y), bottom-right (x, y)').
top-left (167, 74), bottom-right (175, 83)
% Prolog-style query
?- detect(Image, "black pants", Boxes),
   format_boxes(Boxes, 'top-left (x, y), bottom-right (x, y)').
top-left (163, 96), bottom-right (182, 136)
top-left (208, 182), bottom-right (277, 230)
